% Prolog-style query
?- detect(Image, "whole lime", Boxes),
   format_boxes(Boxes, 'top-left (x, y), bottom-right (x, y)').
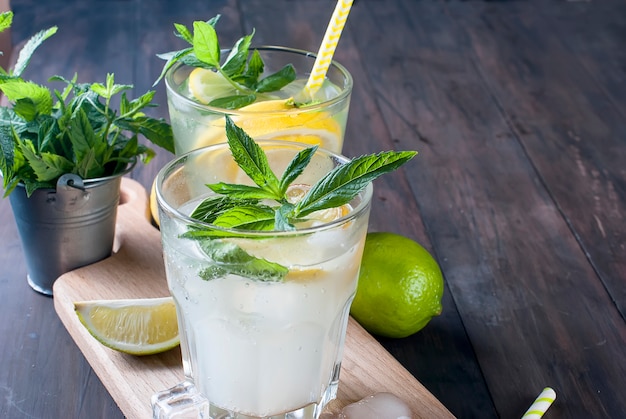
top-left (350, 232), bottom-right (444, 338)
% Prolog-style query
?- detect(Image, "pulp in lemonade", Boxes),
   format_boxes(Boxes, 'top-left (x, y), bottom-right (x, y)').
top-left (160, 196), bottom-right (368, 417)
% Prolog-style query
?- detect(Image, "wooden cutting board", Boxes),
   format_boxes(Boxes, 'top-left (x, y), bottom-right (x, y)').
top-left (53, 178), bottom-right (455, 419)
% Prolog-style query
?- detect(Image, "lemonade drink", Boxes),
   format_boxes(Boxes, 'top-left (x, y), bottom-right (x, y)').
top-left (164, 46), bottom-right (353, 155)
top-left (156, 142), bottom-right (372, 418)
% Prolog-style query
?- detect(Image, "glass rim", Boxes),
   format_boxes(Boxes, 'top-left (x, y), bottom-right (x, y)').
top-left (164, 45), bottom-right (354, 116)
top-left (156, 140), bottom-right (372, 237)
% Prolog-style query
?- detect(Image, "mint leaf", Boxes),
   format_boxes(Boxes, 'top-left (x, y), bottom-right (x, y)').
top-left (0, 120), bottom-right (18, 191)
top-left (247, 50), bottom-right (264, 78)
top-left (13, 26), bottom-right (57, 78)
top-left (36, 116), bottom-right (60, 153)
top-left (20, 140), bottom-right (73, 182)
top-left (178, 53), bottom-right (208, 69)
top-left (191, 196), bottom-right (258, 223)
top-left (154, 48), bottom-right (194, 86)
top-left (255, 64), bottom-right (296, 93)
top-left (12, 98), bottom-right (38, 121)
top-left (175, 15), bottom-right (219, 46)
top-left (207, 182), bottom-right (283, 201)
top-left (208, 94), bottom-right (256, 110)
top-left (192, 21), bottom-right (220, 67)
top-left (0, 79), bottom-right (53, 118)
top-left (181, 228), bottom-right (250, 240)
top-left (67, 108), bottom-right (109, 178)
top-left (221, 31), bottom-right (254, 77)
top-left (275, 203), bottom-right (296, 231)
top-left (293, 151), bottom-right (417, 218)
top-left (213, 205), bottom-right (275, 230)
top-left (90, 73), bottom-right (132, 100)
top-left (0, 11), bottom-right (13, 34)
top-left (75, 148), bottom-right (102, 179)
top-left (224, 116), bottom-right (280, 197)
top-left (197, 240), bottom-right (288, 282)
top-left (233, 49), bottom-right (264, 89)
top-left (49, 73), bottom-right (77, 103)
top-left (0, 108), bottom-right (27, 136)
top-left (206, 15), bottom-right (222, 27)
top-left (137, 117), bottom-right (176, 155)
top-left (279, 145), bottom-right (318, 194)
top-left (174, 23), bottom-right (193, 44)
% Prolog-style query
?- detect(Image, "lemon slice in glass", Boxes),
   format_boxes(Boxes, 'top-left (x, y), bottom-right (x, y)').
top-left (194, 99), bottom-right (343, 153)
top-left (75, 297), bottom-right (179, 355)
top-left (188, 68), bottom-right (239, 104)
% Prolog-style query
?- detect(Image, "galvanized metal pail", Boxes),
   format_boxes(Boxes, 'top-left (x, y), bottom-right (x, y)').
top-left (8, 167), bottom-right (133, 296)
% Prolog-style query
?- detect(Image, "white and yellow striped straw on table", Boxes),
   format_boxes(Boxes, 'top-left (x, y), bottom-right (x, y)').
top-left (304, 0), bottom-right (353, 97)
top-left (522, 387), bottom-right (557, 418)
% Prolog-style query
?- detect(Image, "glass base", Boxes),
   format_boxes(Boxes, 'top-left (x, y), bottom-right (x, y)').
top-left (152, 380), bottom-right (333, 419)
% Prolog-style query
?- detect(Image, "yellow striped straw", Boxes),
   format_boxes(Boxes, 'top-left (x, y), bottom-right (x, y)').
top-left (521, 387), bottom-right (557, 418)
top-left (304, 0), bottom-right (354, 97)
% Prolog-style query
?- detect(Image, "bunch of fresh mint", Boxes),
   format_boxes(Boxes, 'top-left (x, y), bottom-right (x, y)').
top-left (181, 116), bottom-right (417, 282)
top-left (0, 11), bottom-right (174, 197)
top-left (155, 14), bottom-right (296, 109)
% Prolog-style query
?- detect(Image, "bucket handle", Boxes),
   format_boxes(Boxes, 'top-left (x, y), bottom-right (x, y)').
top-left (51, 174), bottom-right (89, 212)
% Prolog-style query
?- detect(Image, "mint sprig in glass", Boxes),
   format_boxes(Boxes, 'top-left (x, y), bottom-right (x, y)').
top-left (176, 115), bottom-right (416, 282)
top-left (155, 15), bottom-right (296, 109)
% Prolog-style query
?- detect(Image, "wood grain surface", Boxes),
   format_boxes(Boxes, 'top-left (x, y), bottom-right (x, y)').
top-left (1, 1), bottom-right (624, 418)
top-left (52, 179), bottom-right (454, 419)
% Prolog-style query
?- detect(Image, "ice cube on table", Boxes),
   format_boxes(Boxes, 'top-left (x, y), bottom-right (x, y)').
top-left (320, 392), bottom-right (412, 419)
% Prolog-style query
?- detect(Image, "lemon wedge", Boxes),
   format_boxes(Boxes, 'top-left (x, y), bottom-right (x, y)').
top-left (75, 297), bottom-right (179, 356)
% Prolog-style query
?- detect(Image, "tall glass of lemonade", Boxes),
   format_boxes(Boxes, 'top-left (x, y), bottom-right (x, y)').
top-left (153, 140), bottom-right (372, 419)
top-left (164, 46), bottom-right (353, 155)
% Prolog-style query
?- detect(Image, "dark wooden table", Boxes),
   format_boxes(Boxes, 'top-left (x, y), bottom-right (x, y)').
top-left (1, 1), bottom-right (624, 418)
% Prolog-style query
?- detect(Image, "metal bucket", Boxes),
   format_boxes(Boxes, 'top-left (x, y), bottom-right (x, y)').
top-left (8, 167), bottom-right (133, 296)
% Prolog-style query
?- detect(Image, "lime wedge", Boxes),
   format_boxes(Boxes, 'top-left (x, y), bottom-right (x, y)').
top-left (75, 297), bottom-right (179, 356)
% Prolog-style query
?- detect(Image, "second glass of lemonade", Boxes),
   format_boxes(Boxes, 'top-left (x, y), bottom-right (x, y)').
top-left (164, 46), bottom-right (353, 155)
top-left (154, 141), bottom-right (372, 418)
